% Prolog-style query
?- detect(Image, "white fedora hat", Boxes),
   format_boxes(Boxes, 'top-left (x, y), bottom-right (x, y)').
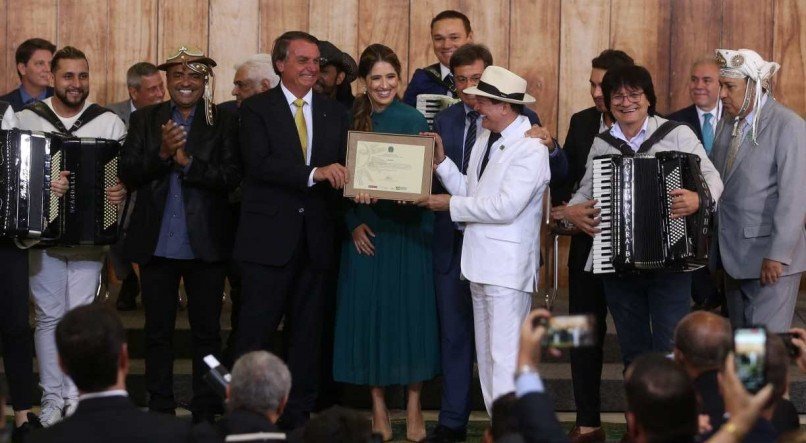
top-left (462, 65), bottom-right (535, 104)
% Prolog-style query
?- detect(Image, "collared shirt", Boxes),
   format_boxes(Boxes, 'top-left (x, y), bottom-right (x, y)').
top-left (440, 64), bottom-right (455, 98)
top-left (153, 103), bottom-right (195, 260)
top-left (610, 117), bottom-right (650, 151)
top-left (598, 113), bottom-right (610, 133)
top-left (78, 389), bottom-right (129, 403)
top-left (463, 106), bottom-right (561, 164)
top-left (279, 82), bottom-right (318, 187)
top-left (696, 100), bottom-right (721, 137)
top-left (19, 85), bottom-right (48, 106)
top-left (129, 100), bottom-right (137, 113)
top-left (743, 93), bottom-right (768, 130)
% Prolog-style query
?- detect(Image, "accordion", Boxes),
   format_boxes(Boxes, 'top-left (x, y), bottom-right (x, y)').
top-left (0, 129), bottom-right (62, 241)
top-left (58, 136), bottom-right (121, 246)
top-left (591, 151), bottom-right (713, 274)
top-left (415, 94), bottom-right (461, 130)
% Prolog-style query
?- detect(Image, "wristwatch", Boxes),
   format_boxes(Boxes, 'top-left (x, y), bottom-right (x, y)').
top-left (514, 364), bottom-right (538, 382)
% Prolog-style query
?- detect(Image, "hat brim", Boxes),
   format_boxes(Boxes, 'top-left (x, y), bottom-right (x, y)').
top-left (158, 57), bottom-right (217, 71)
top-left (462, 86), bottom-right (535, 104)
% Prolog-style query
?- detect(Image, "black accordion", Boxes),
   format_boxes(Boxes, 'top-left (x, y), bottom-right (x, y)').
top-left (591, 151), bottom-right (712, 274)
top-left (57, 136), bottom-right (121, 246)
top-left (0, 129), bottom-right (62, 241)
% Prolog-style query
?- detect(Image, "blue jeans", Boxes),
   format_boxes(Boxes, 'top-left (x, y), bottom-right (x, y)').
top-left (603, 272), bottom-right (691, 367)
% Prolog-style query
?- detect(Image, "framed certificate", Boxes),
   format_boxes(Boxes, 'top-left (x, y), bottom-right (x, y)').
top-left (344, 131), bottom-right (435, 201)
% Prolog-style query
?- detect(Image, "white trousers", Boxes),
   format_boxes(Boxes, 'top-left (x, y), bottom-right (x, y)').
top-left (29, 247), bottom-right (104, 407)
top-left (469, 282), bottom-right (532, 414)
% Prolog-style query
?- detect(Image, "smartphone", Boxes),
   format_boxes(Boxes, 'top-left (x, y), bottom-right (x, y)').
top-left (734, 328), bottom-right (767, 393)
top-left (203, 354), bottom-right (232, 399)
top-left (539, 314), bottom-right (597, 348)
top-left (777, 332), bottom-right (801, 359)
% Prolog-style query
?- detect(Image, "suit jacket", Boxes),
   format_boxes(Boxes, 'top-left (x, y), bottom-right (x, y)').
top-left (29, 395), bottom-right (189, 443)
top-left (118, 101), bottom-right (242, 264)
top-left (556, 107), bottom-right (602, 271)
top-left (218, 100), bottom-right (238, 115)
top-left (431, 103), bottom-right (567, 273)
top-left (711, 98), bottom-right (806, 279)
top-left (0, 86), bottom-right (54, 112)
top-left (233, 86), bottom-right (348, 269)
top-left (517, 392), bottom-right (569, 443)
top-left (436, 115), bottom-right (550, 292)
top-left (190, 409), bottom-right (285, 442)
top-left (403, 63), bottom-right (451, 107)
top-left (107, 99), bottom-right (133, 126)
top-left (667, 104), bottom-right (704, 142)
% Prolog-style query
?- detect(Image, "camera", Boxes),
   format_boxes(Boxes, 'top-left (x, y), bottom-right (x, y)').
top-left (203, 354), bottom-right (231, 399)
top-left (538, 314), bottom-right (597, 349)
top-left (734, 327), bottom-right (767, 394)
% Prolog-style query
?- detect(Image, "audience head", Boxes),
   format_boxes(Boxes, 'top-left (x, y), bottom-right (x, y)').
top-left (56, 304), bottom-right (127, 394)
top-left (271, 31), bottom-right (320, 97)
top-left (301, 406), bottom-right (376, 443)
top-left (430, 10), bottom-right (473, 68)
top-left (449, 44), bottom-right (493, 108)
top-left (314, 41), bottom-right (357, 99)
top-left (763, 334), bottom-right (789, 412)
top-left (351, 43), bottom-right (402, 132)
top-left (464, 65), bottom-right (534, 132)
top-left (625, 353), bottom-right (698, 443)
top-left (602, 65), bottom-right (657, 130)
top-left (51, 46), bottom-right (91, 110)
top-left (232, 53), bottom-right (279, 106)
top-left (15, 38), bottom-right (56, 89)
top-left (687, 57), bottom-right (720, 111)
top-left (229, 351), bottom-right (291, 422)
top-left (589, 49), bottom-right (634, 113)
top-left (673, 311), bottom-right (732, 378)
top-left (482, 392), bottom-right (520, 443)
top-left (126, 62), bottom-right (165, 109)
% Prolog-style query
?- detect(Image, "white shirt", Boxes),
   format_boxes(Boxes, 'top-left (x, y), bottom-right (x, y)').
top-left (610, 117), bottom-right (649, 151)
top-left (279, 81), bottom-right (317, 186)
top-left (696, 101), bottom-right (721, 136)
top-left (439, 63), bottom-right (455, 98)
top-left (129, 100), bottom-right (137, 113)
top-left (16, 98), bottom-right (127, 141)
top-left (2, 105), bottom-right (18, 129)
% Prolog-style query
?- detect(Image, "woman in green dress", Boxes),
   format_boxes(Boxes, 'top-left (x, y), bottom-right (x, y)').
top-left (333, 43), bottom-right (439, 442)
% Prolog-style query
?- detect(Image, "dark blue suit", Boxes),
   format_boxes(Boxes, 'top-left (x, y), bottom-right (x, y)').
top-left (403, 64), bottom-right (452, 107)
top-left (0, 86), bottom-right (54, 112)
top-left (431, 102), bottom-right (567, 431)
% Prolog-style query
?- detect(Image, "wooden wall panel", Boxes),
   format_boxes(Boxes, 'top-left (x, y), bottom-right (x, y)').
top-left (461, 0), bottom-right (510, 68)
top-left (558, 0), bottom-right (611, 144)
top-left (258, 0), bottom-right (309, 54)
top-left (209, 0), bottom-right (260, 104)
top-left (610, 0), bottom-right (672, 114)
top-left (308, 0), bottom-right (359, 61)
top-left (510, 0), bottom-right (561, 137)
top-left (0, 0), bottom-right (7, 92)
top-left (106, 0), bottom-right (159, 104)
top-left (358, 0), bottom-right (410, 90)
top-left (408, 0), bottom-right (462, 82)
top-left (772, 0), bottom-right (805, 114)
top-left (58, 0), bottom-right (109, 104)
top-left (721, 0), bottom-right (774, 60)
top-left (4, 0), bottom-right (57, 94)
top-left (668, 0), bottom-right (722, 113)
top-left (158, 0), bottom-right (210, 67)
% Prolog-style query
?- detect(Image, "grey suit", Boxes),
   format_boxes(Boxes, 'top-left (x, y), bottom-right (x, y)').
top-left (107, 100), bottom-right (133, 127)
top-left (711, 97), bottom-right (806, 331)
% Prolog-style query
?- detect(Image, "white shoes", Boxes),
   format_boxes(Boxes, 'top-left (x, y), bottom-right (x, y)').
top-left (64, 400), bottom-right (78, 418)
top-left (38, 402), bottom-right (63, 428)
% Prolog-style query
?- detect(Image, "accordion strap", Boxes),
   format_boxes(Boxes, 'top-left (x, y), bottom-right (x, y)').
top-left (596, 120), bottom-right (684, 156)
top-left (423, 63), bottom-right (457, 95)
top-left (25, 102), bottom-right (111, 135)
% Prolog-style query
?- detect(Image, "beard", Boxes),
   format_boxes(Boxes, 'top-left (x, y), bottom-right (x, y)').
top-left (55, 87), bottom-right (89, 109)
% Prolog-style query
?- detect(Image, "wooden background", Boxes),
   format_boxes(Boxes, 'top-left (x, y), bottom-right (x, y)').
top-left (0, 0), bottom-right (803, 288)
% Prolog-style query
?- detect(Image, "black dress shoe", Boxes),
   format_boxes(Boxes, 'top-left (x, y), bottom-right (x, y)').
top-left (13, 419), bottom-right (41, 443)
top-left (424, 424), bottom-right (467, 443)
top-left (116, 274), bottom-right (140, 311)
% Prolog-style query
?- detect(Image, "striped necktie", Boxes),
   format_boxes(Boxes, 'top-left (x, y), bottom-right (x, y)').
top-left (462, 111), bottom-right (479, 173)
top-left (293, 98), bottom-right (307, 160)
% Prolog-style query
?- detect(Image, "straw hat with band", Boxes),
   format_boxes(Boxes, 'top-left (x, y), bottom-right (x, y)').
top-left (462, 65), bottom-right (535, 105)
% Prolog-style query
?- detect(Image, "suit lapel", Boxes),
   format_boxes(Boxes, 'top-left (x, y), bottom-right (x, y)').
top-left (470, 129), bottom-right (491, 187)
top-left (688, 105), bottom-right (704, 140)
top-left (185, 101), bottom-right (212, 156)
top-left (447, 105), bottom-right (466, 166)
top-left (269, 87), bottom-right (306, 164)
top-left (724, 100), bottom-right (775, 184)
top-left (310, 93), bottom-right (326, 166)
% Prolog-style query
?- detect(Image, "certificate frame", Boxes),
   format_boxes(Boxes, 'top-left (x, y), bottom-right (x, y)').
top-left (344, 130), bottom-right (435, 201)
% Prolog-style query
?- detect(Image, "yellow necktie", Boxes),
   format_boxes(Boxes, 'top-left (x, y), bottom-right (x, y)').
top-left (293, 98), bottom-right (307, 160)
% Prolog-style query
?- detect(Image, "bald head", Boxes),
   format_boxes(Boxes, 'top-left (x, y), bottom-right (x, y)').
top-left (674, 311), bottom-right (732, 374)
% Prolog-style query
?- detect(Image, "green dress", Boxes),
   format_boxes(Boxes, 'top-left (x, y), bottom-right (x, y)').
top-left (333, 99), bottom-right (440, 386)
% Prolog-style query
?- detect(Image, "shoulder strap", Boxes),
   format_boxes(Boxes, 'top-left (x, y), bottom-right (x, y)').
top-left (637, 120), bottom-right (683, 154)
top-left (595, 130), bottom-right (635, 156)
top-left (423, 63), bottom-right (456, 94)
top-left (24, 102), bottom-right (111, 134)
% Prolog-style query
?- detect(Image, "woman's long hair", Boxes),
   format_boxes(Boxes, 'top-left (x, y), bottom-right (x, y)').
top-left (351, 44), bottom-right (402, 132)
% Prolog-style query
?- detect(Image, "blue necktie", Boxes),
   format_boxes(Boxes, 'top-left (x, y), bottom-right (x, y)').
top-left (702, 113), bottom-right (714, 154)
top-left (462, 111), bottom-right (479, 173)
top-left (478, 132), bottom-right (501, 179)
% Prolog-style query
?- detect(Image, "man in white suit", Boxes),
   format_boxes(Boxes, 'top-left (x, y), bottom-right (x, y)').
top-left (418, 65), bottom-right (550, 413)
top-left (712, 48), bottom-right (806, 332)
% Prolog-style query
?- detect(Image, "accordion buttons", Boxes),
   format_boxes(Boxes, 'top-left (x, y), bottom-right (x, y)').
top-left (298, 208), bottom-right (305, 214)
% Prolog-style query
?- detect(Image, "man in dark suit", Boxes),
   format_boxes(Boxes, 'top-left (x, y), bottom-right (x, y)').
top-left (0, 38), bottom-right (56, 111)
top-left (29, 304), bottom-right (189, 443)
top-left (118, 46), bottom-right (241, 423)
top-left (549, 49), bottom-right (633, 443)
top-left (233, 31), bottom-right (349, 430)
top-left (403, 10), bottom-right (473, 106)
top-left (426, 43), bottom-right (567, 443)
top-left (666, 58), bottom-right (723, 310)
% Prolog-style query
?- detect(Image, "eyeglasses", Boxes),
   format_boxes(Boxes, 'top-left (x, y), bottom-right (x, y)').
top-left (455, 74), bottom-right (482, 85)
top-left (611, 91), bottom-right (644, 104)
